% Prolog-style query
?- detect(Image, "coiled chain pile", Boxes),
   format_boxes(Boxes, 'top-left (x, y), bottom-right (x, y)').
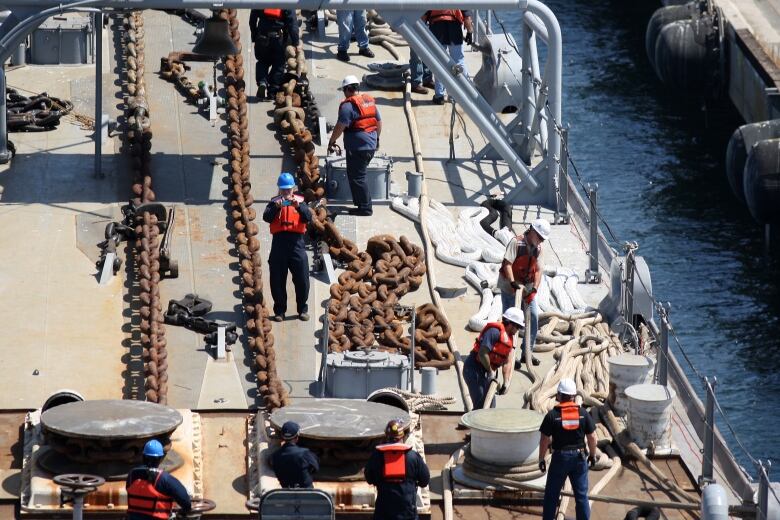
top-left (221, 8), bottom-right (289, 410)
top-left (123, 11), bottom-right (169, 404)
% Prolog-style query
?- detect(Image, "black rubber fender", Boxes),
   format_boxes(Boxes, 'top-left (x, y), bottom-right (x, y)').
top-left (726, 119), bottom-right (780, 203)
top-left (653, 16), bottom-right (716, 93)
top-left (624, 506), bottom-right (661, 520)
top-left (645, 3), bottom-right (694, 69)
top-left (743, 137), bottom-right (780, 224)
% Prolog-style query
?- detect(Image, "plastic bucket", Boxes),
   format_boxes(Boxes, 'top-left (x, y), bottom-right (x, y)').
top-left (607, 354), bottom-right (654, 416)
top-left (625, 383), bottom-right (676, 449)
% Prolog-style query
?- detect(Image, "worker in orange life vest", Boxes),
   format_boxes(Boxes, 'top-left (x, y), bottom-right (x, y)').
top-left (262, 172), bottom-right (312, 322)
top-left (538, 379), bottom-right (597, 520)
top-left (364, 420), bottom-right (430, 520)
top-left (422, 10), bottom-right (474, 104)
top-left (126, 439), bottom-right (191, 520)
top-left (498, 218), bottom-right (551, 367)
top-left (328, 75), bottom-right (382, 216)
top-left (462, 307), bottom-right (524, 409)
top-left (249, 9), bottom-right (299, 100)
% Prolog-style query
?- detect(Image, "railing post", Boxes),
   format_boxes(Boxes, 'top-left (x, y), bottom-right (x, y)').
top-left (584, 183), bottom-right (600, 283)
top-left (409, 310), bottom-right (416, 393)
top-left (700, 376), bottom-right (717, 486)
top-left (658, 303), bottom-right (670, 387)
top-left (554, 126), bottom-right (569, 225)
top-left (623, 242), bottom-right (637, 327)
top-left (757, 460), bottom-right (771, 520)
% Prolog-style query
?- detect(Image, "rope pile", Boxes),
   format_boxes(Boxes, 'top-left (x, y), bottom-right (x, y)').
top-left (122, 11), bottom-right (168, 404)
top-left (6, 88), bottom-right (74, 132)
top-left (374, 387), bottom-right (456, 412)
top-left (524, 311), bottom-right (625, 413)
top-left (220, 8), bottom-right (288, 410)
top-left (366, 10), bottom-right (407, 60)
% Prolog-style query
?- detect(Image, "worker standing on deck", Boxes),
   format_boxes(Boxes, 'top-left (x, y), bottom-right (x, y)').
top-left (365, 419), bottom-right (430, 520)
top-left (249, 9), bottom-right (300, 100)
top-left (498, 218), bottom-right (550, 367)
top-left (422, 10), bottom-right (474, 104)
top-left (263, 172), bottom-right (312, 322)
top-left (462, 308), bottom-right (524, 408)
top-left (336, 10), bottom-right (374, 62)
top-left (327, 76), bottom-right (382, 216)
top-left (270, 421), bottom-right (320, 488)
top-left (538, 379), bottom-right (597, 520)
top-left (126, 439), bottom-right (191, 520)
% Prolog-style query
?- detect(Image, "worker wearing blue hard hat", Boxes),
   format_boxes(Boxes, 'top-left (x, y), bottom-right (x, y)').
top-left (270, 421), bottom-right (320, 488)
top-left (263, 173), bottom-right (312, 321)
top-left (126, 439), bottom-right (192, 520)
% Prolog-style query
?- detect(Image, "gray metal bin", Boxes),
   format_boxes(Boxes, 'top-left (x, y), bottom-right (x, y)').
top-left (325, 350), bottom-right (409, 398)
top-left (31, 14), bottom-right (94, 65)
top-left (324, 153), bottom-right (392, 202)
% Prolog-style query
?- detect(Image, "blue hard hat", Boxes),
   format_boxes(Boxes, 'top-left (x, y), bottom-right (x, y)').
top-left (143, 439), bottom-right (165, 458)
top-left (277, 172), bottom-right (295, 189)
top-left (281, 421), bottom-right (300, 440)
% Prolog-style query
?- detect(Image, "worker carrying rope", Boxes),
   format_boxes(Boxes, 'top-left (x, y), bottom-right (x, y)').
top-left (498, 218), bottom-right (551, 367)
top-left (538, 378), bottom-right (598, 520)
top-left (463, 307), bottom-right (524, 408)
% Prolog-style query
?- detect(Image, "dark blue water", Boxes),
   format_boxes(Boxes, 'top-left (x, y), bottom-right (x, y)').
top-left (502, 1), bottom-right (780, 475)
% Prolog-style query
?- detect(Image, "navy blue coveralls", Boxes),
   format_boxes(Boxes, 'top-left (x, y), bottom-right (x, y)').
top-left (270, 442), bottom-right (320, 488)
top-left (249, 10), bottom-right (300, 93)
top-left (263, 199), bottom-right (311, 316)
top-left (364, 447), bottom-right (430, 520)
top-left (126, 467), bottom-right (191, 520)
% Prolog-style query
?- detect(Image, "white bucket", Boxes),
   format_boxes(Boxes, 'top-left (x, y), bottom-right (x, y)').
top-left (625, 383), bottom-right (676, 449)
top-left (460, 408), bottom-right (544, 466)
top-left (607, 354), bottom-right (654, 416)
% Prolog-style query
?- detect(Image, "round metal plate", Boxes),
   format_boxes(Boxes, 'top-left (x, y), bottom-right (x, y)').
top-left (41, 400), bottom-right (182, 440)
top-left (37, 446), bottom-right (184, 481)
top-left (460, 408), bottom-right (544, 434)
top-left (607, 354), bottom-right (652, 367)
top-left (269, 399), bottom-right (410, 440)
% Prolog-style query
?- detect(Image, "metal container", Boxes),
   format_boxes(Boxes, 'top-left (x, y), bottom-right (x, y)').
top-left (324, 153), bottom-right (392, 202)
top-left (625, 383), bottom-right (676, 449)
top-left (607, 354), bottom-right (654, 416)
top-left (420, 367), bottom-right (437, 395)
top-left (31, 14), bottom-right (94, 65)
top-left (406, 171), bottom-right (422, 198)
top-left (325, 350), bottom-right (409, 399)
top-left (460, 408), bottom-right (544, 466)
top-left (701, 483), bottom-right (729, 519)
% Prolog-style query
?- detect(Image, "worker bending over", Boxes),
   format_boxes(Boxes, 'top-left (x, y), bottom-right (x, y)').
top-left (463, 307), bottom-right (524, 408)
top-left (538, 379), bottom-right (597, 520)
top-left (270, 421), bottom-right (320, 488)
top-left (365, 420), bottom-right (430, 520)
top-left (498, 218), bottom-right (551, 367)
top-left (126, 439), bottom-right (191, 520)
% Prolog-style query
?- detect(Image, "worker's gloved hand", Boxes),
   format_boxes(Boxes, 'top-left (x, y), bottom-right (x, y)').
top-left (376, 137), bottom-right (380, 150)
top-left (524, 288), bottom-right (537, 305)
top-left (497, 382), bottom-right (507, 395)
top-left (587, 455), bottom-right (597, 469)
top-left (538, 459), bottom-right (546, 474)
top-left (510, 281), bottom-right (522, 291)
top-left (465, 31), bottom-right (473, 45)
top-left (327, 141), bottom-right (337, 155)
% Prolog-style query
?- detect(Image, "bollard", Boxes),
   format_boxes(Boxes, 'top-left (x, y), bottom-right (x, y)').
top-left (584, 183), bottom-right (600, 283)
top-left (700, 377), bottom-right (717, 486)
top-left (421, 367), bottom-right (437, 395)
top-left (406, 171), bottom-right (422, 198)
top-left (658, 303), bottom-right (670, 387)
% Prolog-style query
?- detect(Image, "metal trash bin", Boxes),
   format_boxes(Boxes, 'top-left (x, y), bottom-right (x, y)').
top-left (325, 350), bottom-right (409, 398)
top-left (324, 153), bottom-right (392, 202)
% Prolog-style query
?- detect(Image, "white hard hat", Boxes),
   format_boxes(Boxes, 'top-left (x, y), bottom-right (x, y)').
top-left (531, 218), bottom-right (551, 241)
top-left (341, 75), bottom-right (360, 89)
top-left (502, 307), bottom-right (524, 327)
top-left (557, 378), bottom-right (577, 396)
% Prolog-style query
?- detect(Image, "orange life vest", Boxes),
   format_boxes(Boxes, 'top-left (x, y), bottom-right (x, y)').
top-left (126, 470), bottom-right (175, 520)
top-left (264, 9), bottom-right (283, 19)
top-left (340, 94), bottom-right (378, 134)
top-left (376, 443), bottom-right (412, 482)
top-left (509, 235), bottom-right (540, 284)
top-left (556, 401), bottom-right (581, 431)
top-left (269, 194), bottom-right (307, 234)
top-left (471, 322), bottom-right (514, 370)
top-left (425, 10), bottom-right (465, 25)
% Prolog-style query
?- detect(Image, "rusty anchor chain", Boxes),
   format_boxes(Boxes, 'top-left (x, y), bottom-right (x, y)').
top-left (221, 8), bottom-right (289, 410)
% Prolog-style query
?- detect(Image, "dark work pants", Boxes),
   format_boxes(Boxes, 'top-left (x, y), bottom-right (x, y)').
top-left (345, 149), bottom-right (374, 212)
top-left (255, 37), bottom-right (285, 91)
top-left (268, 234), bottom-right (309, 316)
top-left (479, 197), bottom-right (513, 236)
top-left (542, 450), bottom-right (590, 520)
top-left (463, 353), bottom-right (495, 409)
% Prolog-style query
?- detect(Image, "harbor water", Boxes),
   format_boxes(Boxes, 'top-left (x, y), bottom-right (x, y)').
top-left (502, 0), bottom-right (780, 474)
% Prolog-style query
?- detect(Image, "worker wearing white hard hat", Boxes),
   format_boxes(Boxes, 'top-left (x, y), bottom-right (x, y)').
top-left (462, 307), bottom-right (524, 409)
top-left (497, 218), bottom-right (551, 368)
top-left (328, 76), bottom-right (382, 216)
top-left (538, 378), bottom-right (598, 520)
